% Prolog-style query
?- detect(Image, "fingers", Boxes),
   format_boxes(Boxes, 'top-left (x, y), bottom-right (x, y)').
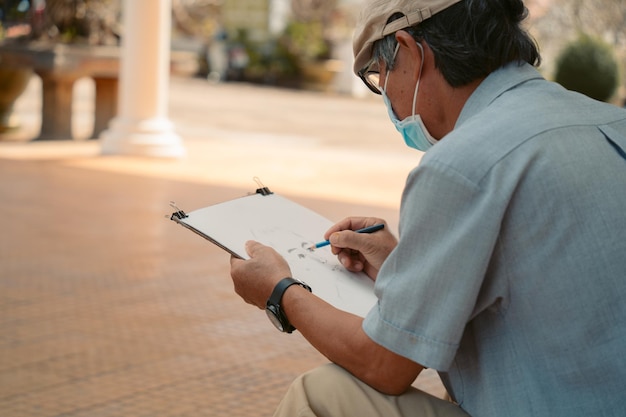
top-left (325, 217), bottom-right (387, 254)
top-left (229, 240), bottom-right (260, 271)
top-left (336, 249), bottom-right (365, 272)
top-left (330, 231), bottom-right (376, 272)
top-left (324, 217), bottom-right (377, 240)
top-left (323, 217), bottom-right (397, 280)
top-left (244, 240), bottom-right (266, 257)
top-left (328, 223), bottom-right (386, 253)
top-left (229, 240), bottom-right (293, 309)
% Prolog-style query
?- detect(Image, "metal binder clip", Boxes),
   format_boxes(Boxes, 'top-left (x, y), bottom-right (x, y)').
top-left (254, 176), bottom-right (273, 196)
top-left (169, 201), bottom-right (188, 220)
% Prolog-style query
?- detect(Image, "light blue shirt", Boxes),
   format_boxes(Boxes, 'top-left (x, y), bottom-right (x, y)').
top-left (363, 63), bottom-right (626, 417)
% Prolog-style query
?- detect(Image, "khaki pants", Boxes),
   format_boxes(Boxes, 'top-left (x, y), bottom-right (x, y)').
top-left (274, 364), bottom-right (470, 417)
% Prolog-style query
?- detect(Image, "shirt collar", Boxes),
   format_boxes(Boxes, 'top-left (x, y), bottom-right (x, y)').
top-left (456, 62), bottom-right (544, 127)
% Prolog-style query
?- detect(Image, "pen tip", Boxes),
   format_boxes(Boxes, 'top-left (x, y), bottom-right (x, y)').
top-left (307, 245), bottom-right (316, 251)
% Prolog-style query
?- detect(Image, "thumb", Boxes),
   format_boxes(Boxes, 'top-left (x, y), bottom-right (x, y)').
top-left (329, 230), bottom-right (377, 255)
top-left (244, 240), bottom-right (263, 257)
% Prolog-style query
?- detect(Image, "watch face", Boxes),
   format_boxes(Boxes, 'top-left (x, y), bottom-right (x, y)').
top-left (266, 306), bottom-right (284, 332)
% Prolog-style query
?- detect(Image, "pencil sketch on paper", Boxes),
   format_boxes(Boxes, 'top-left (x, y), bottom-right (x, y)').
top-left (250, 226), bottom-right (337, 269)
top-left (250, 225), bottom-right (363, 302)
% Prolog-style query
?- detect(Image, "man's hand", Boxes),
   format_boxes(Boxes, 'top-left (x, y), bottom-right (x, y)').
top-left (325, 217), bottom-right (397, 280)
top-left (229, 241), bottom-right (292, 309)
top-left (230, 235), bottom-right (423, 396)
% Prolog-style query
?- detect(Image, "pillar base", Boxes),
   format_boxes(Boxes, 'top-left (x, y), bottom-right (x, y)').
top-left (100, 116), bottom-right (186, 158)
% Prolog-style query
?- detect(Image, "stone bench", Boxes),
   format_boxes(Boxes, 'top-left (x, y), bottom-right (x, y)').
top-left (0, 42), bottom-right (120, 140)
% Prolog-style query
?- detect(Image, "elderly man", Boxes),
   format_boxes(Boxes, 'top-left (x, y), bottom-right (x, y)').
top-left (230, 0), bottom-right (626, 415)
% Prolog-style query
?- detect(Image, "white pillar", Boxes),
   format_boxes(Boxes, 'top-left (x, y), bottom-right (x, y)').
top-left (269, 0), bottom-right (289, 36)
top-left (100, 0), bottom-right (185, 158)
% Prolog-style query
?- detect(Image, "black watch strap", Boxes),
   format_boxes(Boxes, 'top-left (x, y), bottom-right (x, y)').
top-left (266, 277), bottom-right (312, 333)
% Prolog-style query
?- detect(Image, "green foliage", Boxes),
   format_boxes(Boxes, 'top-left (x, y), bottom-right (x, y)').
top-left (280, 20), bottom-right (330, 62)
top-left (554, 34), bottom-right (620, 102)
top-left (226, 19), bottom-right (333, 88)
top-left (230, 29), bottom-right (301, 87)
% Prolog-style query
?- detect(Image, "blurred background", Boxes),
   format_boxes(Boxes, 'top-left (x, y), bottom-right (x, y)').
top-left (1, 0), bottom-right (625, 102)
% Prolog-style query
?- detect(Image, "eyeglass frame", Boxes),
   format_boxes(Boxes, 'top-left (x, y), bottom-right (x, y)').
top-left (358, 60), bottom-right (382, 95)
top-left (357, 43), bottom-right (400, 95)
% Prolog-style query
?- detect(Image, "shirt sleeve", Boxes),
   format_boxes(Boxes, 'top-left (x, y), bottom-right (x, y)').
top-left (363, 159), bottom-right (508, 370)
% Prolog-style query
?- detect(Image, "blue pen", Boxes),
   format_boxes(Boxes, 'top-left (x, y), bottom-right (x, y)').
top-left (308, 223), bottom-right (385, 250)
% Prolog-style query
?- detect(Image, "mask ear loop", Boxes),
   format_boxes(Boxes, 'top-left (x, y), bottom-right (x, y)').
top-left (383, 68), bottom-right (390, 92)
top-left (382, 43), bottom-right (400, 93)
top-left (411, 42), bottom-right (425, 118)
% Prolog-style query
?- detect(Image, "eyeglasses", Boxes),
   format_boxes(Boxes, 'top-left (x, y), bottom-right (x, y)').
top-left (357, 43), bottom-right (400, 95)
top-left (358, 60), bottom-right (382, 95)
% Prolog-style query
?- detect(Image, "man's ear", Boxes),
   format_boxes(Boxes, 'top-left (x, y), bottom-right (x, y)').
top-left (394, 30), bottom-right (423, 82)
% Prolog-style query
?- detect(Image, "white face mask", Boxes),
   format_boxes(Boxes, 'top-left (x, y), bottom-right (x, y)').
top-left (382, 43), bottom-right (438, 152)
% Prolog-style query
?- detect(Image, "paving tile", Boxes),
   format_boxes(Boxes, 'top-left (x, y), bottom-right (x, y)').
top-left (0, 78), bottom-right (446, 416)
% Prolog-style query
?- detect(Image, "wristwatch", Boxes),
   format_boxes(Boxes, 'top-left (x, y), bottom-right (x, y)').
top-left (266, 277), bottom-right (312, 333)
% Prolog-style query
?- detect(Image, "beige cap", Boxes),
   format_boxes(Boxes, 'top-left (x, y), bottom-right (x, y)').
top-left (352, 0), bottom-right (462, 74)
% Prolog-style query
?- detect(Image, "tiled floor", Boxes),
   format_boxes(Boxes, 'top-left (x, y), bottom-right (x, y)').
top-left (0, 76), bottom-right (444, 416)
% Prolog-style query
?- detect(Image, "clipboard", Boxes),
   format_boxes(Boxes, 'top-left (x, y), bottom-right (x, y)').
top-left (169, 183), bottom-right (377, 317)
